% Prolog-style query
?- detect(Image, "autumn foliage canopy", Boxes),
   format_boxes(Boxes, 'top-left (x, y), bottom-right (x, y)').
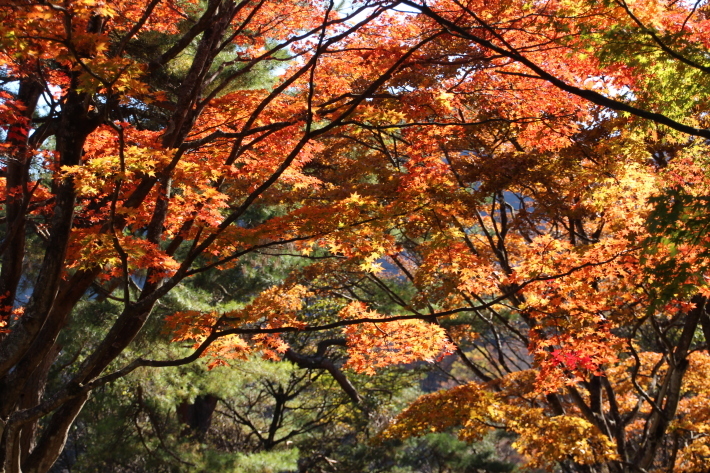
top-left (2, 0), bottom-right (710, 471)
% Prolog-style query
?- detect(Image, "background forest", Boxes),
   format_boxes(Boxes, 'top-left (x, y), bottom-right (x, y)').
top-left (50, 263), bottom-right (518, 473)
top-left (2, 0), bottom-right (710, 472)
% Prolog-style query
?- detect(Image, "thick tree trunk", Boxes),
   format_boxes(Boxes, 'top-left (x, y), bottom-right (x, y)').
top-left (0, 6), bottom-right (242, 469)
top-left (0, 74), bottom-right (99, 472)
top-left (0, 78), bottom-right (43, 323)
top-left (177, 395), bottom-right (219, 439)
top-left (18, 343), bottom-right (61, 465)
top-left (21, 394), bottom-right (90, 473)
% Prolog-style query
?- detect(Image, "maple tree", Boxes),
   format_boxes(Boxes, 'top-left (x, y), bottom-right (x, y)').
top-left (2, 0), bottom-right (710, 471)
top-left (369, 2), bottom-right (710, 473)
